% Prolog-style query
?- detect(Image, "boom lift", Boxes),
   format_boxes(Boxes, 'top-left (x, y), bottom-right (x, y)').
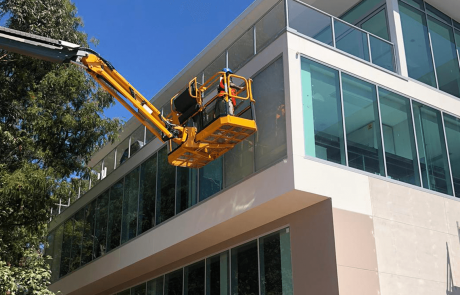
top-left (0, 26), bottom-right (257, 168)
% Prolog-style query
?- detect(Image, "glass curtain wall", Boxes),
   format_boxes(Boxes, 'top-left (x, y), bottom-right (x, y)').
top-left (399, 0), bottom-right (460, 97)
top-left (156, 146), bottom-right (176, 224)
top-left (301, 56), bottom-right (459, 197)
top-left (107, 180), bottom-right (124, 251)
top-left (94, 190), bottom-right (109, 258)
top-left (121, 167), bottom-right (140, 244)
top-left (138, 154), bottom-right (157, 234)
top-left (81, 200), bottom-right (96, 265)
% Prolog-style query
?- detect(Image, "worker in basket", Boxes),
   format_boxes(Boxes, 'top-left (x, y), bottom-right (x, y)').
top-left (216, 68), bottom-right (243, 116)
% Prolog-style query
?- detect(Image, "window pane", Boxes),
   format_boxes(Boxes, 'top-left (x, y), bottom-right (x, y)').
top-left (370, 36), bottom-right (395, 71)
top-left (412, 102), bottom-right (453, 195)
top-left (103, 150), bottom-right (116, 179)
top-left (131, 126), bottom-right (146, 157)
top-left (224, 111), bottom-right (255, 186)
top-left (443, 114), bottom-right (460, 197)
top-left (361, 8), bottom-right (390, 41)
top-left (256, 1), bottom-right (285, 52)
top-left (165, 269), bottom-right (183, 295)
top-left (334, 19), bottom-right (370, 61)
top-left (176, 167), bottom-right (198, 214)
top-left (45, 231), bottom-right (55, 280)
top-left (51, 224), bottom-right (63, 282)
top-left (69, 209), bottom-right (84, 272)
top-left (91, 161), bottom-right (102, 186)
top-left (117, 137), bottom-right (131, 167)
top-left (400, 0), bottom-right (424, 10)
top-left (199, 157), bottom-right (223, 201)
top-left (146, 128), bottom-right (155, 144)
top-left (147, 276), bottom-right (164, 295)
top-left (427, 16), bottom-right (460, 97)
top-left (118, 290), bottom-right (131, 295)
top-left (81, 200), bottom-right (96, 265)
top-left (107, 179), bottom-right (124, 251)
top-left (253, 57), bottom-right (286, 170)
top-left (138, 154), bottom-right (157, 234)
top-left (122, 167), bottom-right (140, 244)
top-left (132, 283), bottom-right (146, 295)
top-left (204, 52), bottom-right (226, 83)
top-left (378, 88), bottom-right (420, 185)
top-left (206, 251), bottom-right (229, 295)
top-left (288, 0), bottom-right (333, 45)
top-left (228, 29), bottom-right (254, 71)
top-left (60, 219), bottom-right (73, 277)
top-left (184, 260), bottom-right (205, 295)
top-left (259, 229), bottom-right (293, 295)
top-left (425, 3), bottom-right (452, 24)
top-left (342, 74), bottom-right (385, 175)
top-left (156, 146), bottom-right (175, 224)
top-left (341, 0), bottom-right (386, 25)
top-left (399, 2), bottom-right (437, 87)
top-left (231, 240), bottom-right (259, 295)
top-left (94, 190), bottom-right (109, 258)
top-left (301, 58), bottom-right (346, 165)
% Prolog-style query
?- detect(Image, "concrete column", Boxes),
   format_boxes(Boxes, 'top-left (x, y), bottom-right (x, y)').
top-left (386, 0), bottom-right (409, 76)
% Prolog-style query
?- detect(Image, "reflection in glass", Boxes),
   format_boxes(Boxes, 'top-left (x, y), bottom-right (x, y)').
top-left (361, 8), bottom-right (390, 41)
top-left (334, 19), bottom-right (370, 61)
top-left (427, 16), bottom-right (460, 98)
top-left (425, 2), bottom-right (452, 24)
top-left (94, 190), bottom-right (109, 258)
top-left (259, 229), bottom-right (293, 295)
top-left (288, 0), bottom-right (333, 45)
top-left (378, 88), bottom-right (420, 185)
top-left (206, 251), bottom-right (229, 295)
top-left (184, 260), bottom-right (205, 295)
top-left (81, 200), bottom-right (96, 265)
top-left (341, 0), bottom-right (385, 26)
top-left (301, 58), bottom-right (345, 165)
top-left (91, 161), bottom-right (102, 187)
top-left (399, 2), bottom-right (437, 87)
top-left (156, 146), bottom-right (175, 224)
top-left (228, 29), bottom-right (254, 71)
top-left (253, 57), bottom-right (286, 170)
top-left (147, 276), bottom-right (164, 295)
top-left (131, 282), bottom-right (146, 295)
top-left (68, 209), bottom-right (84, 272)
top-left (117, 137), bottom-right (131, 167)
top-left (204, 52), bottom-right (226, 83)
top-left (342, 74), bottom-right (385, 175)
top-left (176, 167), bottom-right (198, 214)
top-left (103, 150), bottom-right (116, 179)
top-left (59, 219), bottom-right (73, 277)
top-left (224, 110), bottom-right (254, 186)
top-left (121, 167), bottom-right (140, 244)
top-left (165, 269), bottom-right (183, 295)
top-left (107, 179), bottom-right (124, 251)
top-left (412, 102), bottom-right (453, 195)
top-left (199, 157), bottom-right (223, 201)
top-left (231, 240), bottom-right (259, 295)
top-left (50, 224), bottom-right (63, 282)
top-left (443, 114), bottom-right (460, 197)
top-left (370, 36), bottom-right (395, 71)
top-left (146, 128), bottom-right (155, 144)
top-left (138, 154), bottom-right (157, 234)
top-left (401, 0), bottom-right (424, 10)
top-left (118, 290), bottom-right (130, 295)
top-left (131, 126), bottom-right (146, 158)
top-left (256, 1), bottom-right (285, 52)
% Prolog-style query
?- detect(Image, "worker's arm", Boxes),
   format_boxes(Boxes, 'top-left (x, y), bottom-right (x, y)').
top-left (0, 26), bottom-right (179, 142)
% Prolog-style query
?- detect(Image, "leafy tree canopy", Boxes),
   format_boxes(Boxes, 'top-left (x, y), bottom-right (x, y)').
top-left (0, 0), bottom-right (121, 293)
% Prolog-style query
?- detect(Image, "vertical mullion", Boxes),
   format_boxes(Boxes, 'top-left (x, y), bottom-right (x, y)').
top-left (253, 26), bottom-right (257, 55)
top-left (409, 99), bottom-right (423, 187)
top-left (182, 267), bottom-right (185, 295)
top-left (427, 30), bottom-right (439, 89)
top-left (204, 257), bottom-right (207, 295)
top-left (338, 71), bottom-right (349, 166)
top-left (367, 33), bottom-right (373, 63)
top-left (284, 0), bottom-right (289, 28)
top-left (331, 17), bottom-right (336, 47)
top-left (225, 50), bottom-right (229, 68)
top-left (114, 148), bottom-right (118, 170)
top-left (128, 136), bottom-right (132, 159)
top-left (136, 165), bottom-right (141, 237)
top-left (376, 86), bottom-right (388, 177)
top-left (441, 112), bottom-right (456, 196)
top-left (119, 177), bottom-right (125, 246)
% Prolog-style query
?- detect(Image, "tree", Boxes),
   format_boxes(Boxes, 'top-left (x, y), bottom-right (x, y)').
top-left (0, 0), bottom-right (121, 293)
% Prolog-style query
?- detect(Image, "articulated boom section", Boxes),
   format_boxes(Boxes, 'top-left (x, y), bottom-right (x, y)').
top-left (0, 26), bottom-right (257, 168)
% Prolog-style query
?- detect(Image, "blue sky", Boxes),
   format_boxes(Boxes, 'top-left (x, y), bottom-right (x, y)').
top-left (72, 0), bottom-right (255, 122)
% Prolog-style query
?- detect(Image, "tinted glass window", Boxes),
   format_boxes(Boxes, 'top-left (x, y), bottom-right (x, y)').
top-left (138, 154), bottom-right (157, 234)
top-left (156, 146), bottom-right (175, 224)
top-left (121, 167), bottom-right (140, 244)
top-left (107, 180), bottom-right (124, 251)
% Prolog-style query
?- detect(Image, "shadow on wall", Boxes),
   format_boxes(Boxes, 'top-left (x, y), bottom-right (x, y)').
top-left (446, 222), bottom-right (460, 295)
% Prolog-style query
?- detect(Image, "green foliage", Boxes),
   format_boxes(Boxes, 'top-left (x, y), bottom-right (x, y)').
top-left (0, 0), bottom-right (122, 293)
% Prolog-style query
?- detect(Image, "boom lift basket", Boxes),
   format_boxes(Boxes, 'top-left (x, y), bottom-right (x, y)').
top-left (167, 73), bottom-right (257, 168)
